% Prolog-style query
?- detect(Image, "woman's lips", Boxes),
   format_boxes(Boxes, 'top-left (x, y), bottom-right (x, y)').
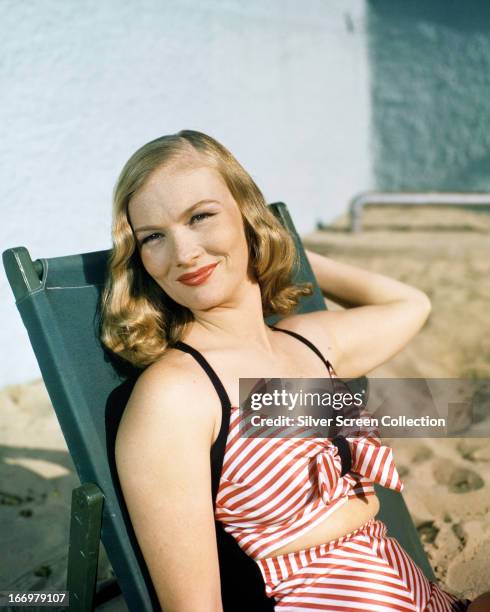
top-left (177, 262), bottom-right (218, 286)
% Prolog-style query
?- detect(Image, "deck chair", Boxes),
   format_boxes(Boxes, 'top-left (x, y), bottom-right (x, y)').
top-left (3, 202), bottom-right (436, 612)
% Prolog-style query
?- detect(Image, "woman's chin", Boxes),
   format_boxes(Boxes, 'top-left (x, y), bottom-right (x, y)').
top-left (176, 289), bottom-right (228, 312)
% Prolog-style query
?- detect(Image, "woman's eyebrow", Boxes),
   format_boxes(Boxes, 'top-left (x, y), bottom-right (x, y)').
top-left (133, 199), bottom-right (219, 233)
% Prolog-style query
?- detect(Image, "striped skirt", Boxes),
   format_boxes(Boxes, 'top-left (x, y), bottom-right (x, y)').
top-left (255, 519), bottom-right (471, 611)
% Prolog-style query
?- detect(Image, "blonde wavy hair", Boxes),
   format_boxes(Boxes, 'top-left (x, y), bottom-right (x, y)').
top-left (100, 130), bottom-right (313, 368)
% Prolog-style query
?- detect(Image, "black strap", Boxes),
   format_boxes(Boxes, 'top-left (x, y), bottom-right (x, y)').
top-left (270, 327), bottom-right (352, 476)
top-left (173, 340), bottom-right (232, 410)
top-left (172, 340), bottom-right (231, 505)
top-left (172, 339), bottom-right (275, 611)
top-left (269, 325), bottom-right (337, 377)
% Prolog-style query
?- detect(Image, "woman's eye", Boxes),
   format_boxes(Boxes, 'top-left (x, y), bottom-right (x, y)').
top-left (190, 212), bottom-right (214, 225)
top-left (141, 232), bottom-right (164, 245)
top-left (139, 213), bottom-right (214, 245)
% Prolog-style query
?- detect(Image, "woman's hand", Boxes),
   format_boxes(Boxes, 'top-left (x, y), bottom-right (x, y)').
top-left (115, 357), bottom-right (224, 612)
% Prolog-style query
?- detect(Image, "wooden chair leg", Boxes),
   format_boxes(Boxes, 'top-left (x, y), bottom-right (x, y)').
top-left (66, 483), bottom-right (104, 612)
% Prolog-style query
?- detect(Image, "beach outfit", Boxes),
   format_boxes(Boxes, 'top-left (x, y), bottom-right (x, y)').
top-left (174, 326), bottom-right (471, 612)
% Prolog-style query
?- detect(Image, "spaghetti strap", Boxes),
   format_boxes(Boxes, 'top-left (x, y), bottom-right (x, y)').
top-left (172, 340), bottom-right (232, 410)
top-left (171, 341), bottom-right (271, 607)
top-left (172, 339), bottom-right (232, 507)
top-left (269, 325), bottom-right (337, 378)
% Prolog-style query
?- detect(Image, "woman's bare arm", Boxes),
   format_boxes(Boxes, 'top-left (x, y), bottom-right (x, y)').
top-left (305, 248), bottom-right (430, 308)
top-left (115, 359), bottom-right (223, 612)
top-left (280, 249), bottom-right (431, 378)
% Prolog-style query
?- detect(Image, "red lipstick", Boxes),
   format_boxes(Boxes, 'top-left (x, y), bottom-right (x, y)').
top-left (177, 263), bottom-right (218, 286)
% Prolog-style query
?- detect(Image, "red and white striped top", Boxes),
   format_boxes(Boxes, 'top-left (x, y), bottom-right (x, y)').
top-left (215, 405), bottom-right (404, 560)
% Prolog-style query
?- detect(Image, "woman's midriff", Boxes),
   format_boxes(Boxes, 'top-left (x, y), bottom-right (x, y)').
top-left (260, 493), bottom-right (380, 559)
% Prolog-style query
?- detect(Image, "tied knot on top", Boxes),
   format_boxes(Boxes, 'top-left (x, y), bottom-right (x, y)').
top-left (314, 431), bottom-right (404, 506)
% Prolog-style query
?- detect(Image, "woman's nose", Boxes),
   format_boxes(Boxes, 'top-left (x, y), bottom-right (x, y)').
top-left (171, 229), bottom-right (203, 266)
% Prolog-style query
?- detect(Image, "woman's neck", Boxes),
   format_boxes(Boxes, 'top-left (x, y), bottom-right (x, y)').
top-left (183, 283), bottom-right (275, 353)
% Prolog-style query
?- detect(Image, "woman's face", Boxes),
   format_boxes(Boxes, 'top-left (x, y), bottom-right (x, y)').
top-left (128, 163), bottom-right (252, 311)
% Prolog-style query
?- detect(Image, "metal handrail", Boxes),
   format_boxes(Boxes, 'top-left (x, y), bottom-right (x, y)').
top-left (349, 192), bottom-right (490, 233)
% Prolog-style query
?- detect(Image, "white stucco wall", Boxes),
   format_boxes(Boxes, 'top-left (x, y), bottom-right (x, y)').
top-left (1, 0), bottom-right (371, 386)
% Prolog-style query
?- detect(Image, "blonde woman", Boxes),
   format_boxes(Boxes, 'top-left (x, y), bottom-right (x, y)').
top-left (102, 131), bottom-right (487, 612)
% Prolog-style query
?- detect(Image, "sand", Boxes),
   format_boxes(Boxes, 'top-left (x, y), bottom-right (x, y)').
top-left (1, 205), bottom-right (489, 604)
top-left (0, 380), bottom-right (114, 601)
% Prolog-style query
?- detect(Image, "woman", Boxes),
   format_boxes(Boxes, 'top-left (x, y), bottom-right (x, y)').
top-left (101, 130), bottom-right (488, 611)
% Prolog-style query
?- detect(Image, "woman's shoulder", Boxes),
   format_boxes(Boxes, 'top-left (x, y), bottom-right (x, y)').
top-left (144, 344), bottom-right (202, 379)
top-left (117, 347), bottom-right (219, 447)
